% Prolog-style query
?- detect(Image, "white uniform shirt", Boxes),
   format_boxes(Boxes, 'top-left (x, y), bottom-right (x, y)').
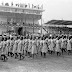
top-left (67, 39), bottom-right (71, 50)
top-left (42, 41), bottom-right (48, 53)
top-left (55, 40), bottom-right (61, 52)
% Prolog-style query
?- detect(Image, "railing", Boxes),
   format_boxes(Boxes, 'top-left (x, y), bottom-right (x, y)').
top-left (0, 9), bottom-right (42, 15)
top-left (0, 22), bottom-right (41, 28)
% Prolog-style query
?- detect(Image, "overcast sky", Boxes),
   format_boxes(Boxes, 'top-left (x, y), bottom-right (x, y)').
top-left (0, 0), bottom-right (72, 23)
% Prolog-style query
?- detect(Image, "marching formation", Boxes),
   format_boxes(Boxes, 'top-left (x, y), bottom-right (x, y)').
top-left (0, 34), bottom-right (72, 62)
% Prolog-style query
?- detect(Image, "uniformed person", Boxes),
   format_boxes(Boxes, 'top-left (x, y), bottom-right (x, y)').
top-left (17, 37), bottom-right (24, 60)
top-left (67, 37), bottom-right (71, 55)
top-left (31, 38), bottom-right (37, 58)
top-left (41, 39), bottom-right (48, 58)
top-left (28, 38), bottom-right (32, 57)
top-left (1, 37), bottom-right (8, 62)
top-left (10, 37), bottom-right (14, 57)
top-left (55, 37), bottom-right (61, 56)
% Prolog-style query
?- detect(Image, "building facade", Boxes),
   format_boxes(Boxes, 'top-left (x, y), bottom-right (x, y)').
top-left (0, 3), bottom-right (44, 35)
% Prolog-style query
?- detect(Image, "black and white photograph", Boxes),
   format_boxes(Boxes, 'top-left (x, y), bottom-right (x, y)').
top-left (0, 0), bottom-right (72, 72)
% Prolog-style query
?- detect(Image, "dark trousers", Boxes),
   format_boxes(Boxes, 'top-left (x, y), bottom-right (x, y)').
top-left (41, 52), bottom-right (46, 58)
top-left (8, 52), bottom-right (14, 57)
top-left (19, 53), bottom-right (24, 60)
top-left (48, 50), bottom-right (53, 54)
top-left (41, 52), bottom-right (42, 56)
top-left (68, 50), bottom-right (71, 55)
top-left (10, 52), bottom-right (14, 57)
top-left (1, 54), bottom-right (8, 62)
top-left (43, 53), bottom-right (46, 58)
top-left (28, 52), bottom-right (31, 57)
top-left (57, 52), bottom-right (61, 56)
top-left (8, 52), bottom-right (10, 56)
top-left (61, 48), bottom-right (66, 55)
top-left (15, 53), bottom-right (18, 59)
top-left (25, 50), bottom-right (28, 56)
top-left (50, 51), bottom-right (53, 55)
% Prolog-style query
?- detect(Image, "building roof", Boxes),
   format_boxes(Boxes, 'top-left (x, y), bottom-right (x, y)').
top-left (45, 20), bottom-right (72, 25)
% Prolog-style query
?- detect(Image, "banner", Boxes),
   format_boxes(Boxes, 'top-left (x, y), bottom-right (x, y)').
top-left (25, 4), bottom-right (27, 8)
top-left (11, 2), bottom-right (13, 6)
top-left (16, 4), bottom-right (19, 7)
top-left (5, 3), bottom-right (9, 6)
top-left (32, 4), bottom-right (38, 9)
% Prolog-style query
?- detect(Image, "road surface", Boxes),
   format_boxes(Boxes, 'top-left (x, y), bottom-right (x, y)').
top-left (0, 53), bottom-right (72, 72)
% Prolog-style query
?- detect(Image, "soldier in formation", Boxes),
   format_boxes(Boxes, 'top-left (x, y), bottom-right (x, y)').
top-left (0, 34), bottom-right (72, 62)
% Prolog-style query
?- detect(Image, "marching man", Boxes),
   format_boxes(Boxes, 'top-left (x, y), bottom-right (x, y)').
top-left (31, 38), bottom-right (37, 58)
top-left (41, 39), bottom-right (48, 58)
top-left (49, 37), bottom-right (54, 55)
top-left (17, 37), bottom-right (24, 60)
top-left (67, 37), bottom-right (71, 55)
top-left (28, 39), bottom-right (32, 57)
top-left (10, 37), bottom-right (14, 57)
top-left (13, 37), bottom-right (18, 59)
top-left (1, 37), bottom-right (8, 62)
top-left (55, 38), bottom-right (61, 56)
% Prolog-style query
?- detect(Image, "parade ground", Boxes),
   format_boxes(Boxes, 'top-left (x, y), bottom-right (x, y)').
top-left (0, 53), bottom-right (72, 72)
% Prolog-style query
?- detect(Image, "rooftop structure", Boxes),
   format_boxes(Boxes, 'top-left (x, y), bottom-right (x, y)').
top-left (44, 20), bottom-right (72, 35)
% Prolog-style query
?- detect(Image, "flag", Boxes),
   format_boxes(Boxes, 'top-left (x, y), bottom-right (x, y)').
top-left (34, 6), bottom-right (36, 8)
top-left (11, 2), bottom-right (13, 6)
top-left (37, 5), bottom-right (39, 9)
top-left (25, 4), bottom-right (27, 8)
top-left (16, 4), bottom-right (19, 7)
top-left (32, 4), bottom-right (38, 9)
top-left (5, 3), bottom-right (9, 6)
top-left (16, 4), bottom-right (18, 6)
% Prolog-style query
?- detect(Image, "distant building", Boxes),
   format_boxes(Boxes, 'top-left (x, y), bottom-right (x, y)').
top-left (44, 20), bottom-right (72, 35)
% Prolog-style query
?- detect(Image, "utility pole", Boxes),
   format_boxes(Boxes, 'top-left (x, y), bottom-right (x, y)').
top-left (33, 17), bottom-right (34, 34)
top-left (41, 15), bottom-right (42, 34)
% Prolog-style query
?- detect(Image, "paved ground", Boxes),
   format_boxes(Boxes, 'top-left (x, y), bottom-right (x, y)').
top-left (0, 53), bottom-right (72, 72)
